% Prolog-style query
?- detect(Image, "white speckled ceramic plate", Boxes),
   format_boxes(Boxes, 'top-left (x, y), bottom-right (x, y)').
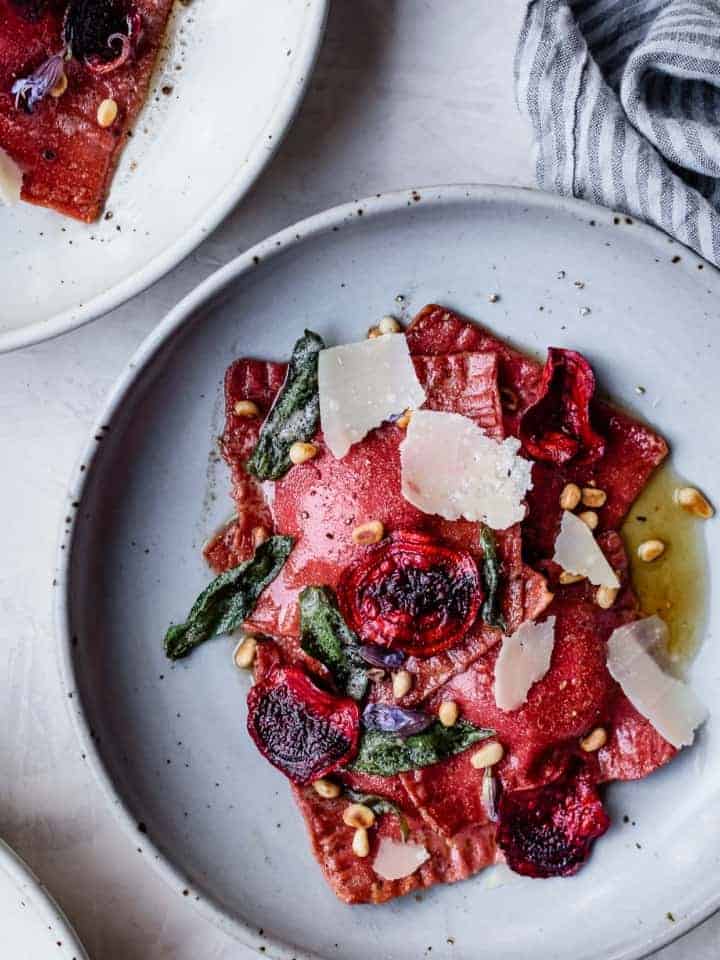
top-left (56, 185), bottom-right (719, 960)
top-left (0, 838), bottom-right (88, 959)
top-left (0, 0), bottom-right (327, 353)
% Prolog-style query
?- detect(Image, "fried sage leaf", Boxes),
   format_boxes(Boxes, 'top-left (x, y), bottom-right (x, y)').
top-left (346, 789), bottom-right (410, 841)
top-left (480, 525), bottom-right (506, 631)
top-left (164, 535), bottom-right (293, 660)
top-left (350, 720), bottom-right (494, 777)
top-left (299, 586), bottom-right (368, 700)
top-left (246, 330), bottom-right (324, 481)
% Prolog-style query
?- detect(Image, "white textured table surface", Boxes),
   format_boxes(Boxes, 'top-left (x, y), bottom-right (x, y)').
top-left (0, 2), bottom-right (717, 958)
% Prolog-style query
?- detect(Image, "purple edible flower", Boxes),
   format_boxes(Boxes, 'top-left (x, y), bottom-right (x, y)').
top-left (12, 51), bottom-right (66, 112)
top-left (359, 644), bottom-right (405, 669)
top-left (362, 703), bottom-right (434, 737)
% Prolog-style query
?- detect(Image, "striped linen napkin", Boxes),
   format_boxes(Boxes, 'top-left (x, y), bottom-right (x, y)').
top-left (515, 0), bottom-right (720, 266)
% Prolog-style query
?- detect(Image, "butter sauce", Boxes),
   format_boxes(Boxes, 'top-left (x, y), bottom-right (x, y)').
top-left (622, 464), bottom-right (708, 664)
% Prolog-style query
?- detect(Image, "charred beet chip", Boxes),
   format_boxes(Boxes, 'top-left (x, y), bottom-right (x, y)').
top-left (247, 666), bottom-right (359, 785)
top-left (497, 771), bottom-right (609, 878)
top-left (519, 348), bottom-right (605, 466)
top-left (64, 0), bottom-right (142, 72)
top-left (337, 531), bottom-right (482, 657)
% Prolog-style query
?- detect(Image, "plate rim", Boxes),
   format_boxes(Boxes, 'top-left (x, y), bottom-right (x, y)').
top-left (0, 837), bottom-right (89, 959)
top-left (54, 183), bottom-right (720, 960)
top-left (0, 0), bottom-right (329, 355)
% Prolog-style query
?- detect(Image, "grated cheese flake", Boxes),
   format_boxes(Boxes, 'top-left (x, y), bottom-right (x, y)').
top-left (553, 510), bottom-right (620, 588)
top-left (318, 333), bottom-right (426, 459)
top-left (0, 147), bottom-right (22, 206)
top-left (606, 616), bottom-right (707, 749)
top-left (372, 837), bottom-right (429, 881)
top-left (400, 410), bottom-right (533, 529)
top-left (494, 616), bottom-right (556, 712)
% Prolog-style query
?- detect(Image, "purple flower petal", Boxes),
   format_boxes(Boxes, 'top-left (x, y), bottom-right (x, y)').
top-left (362, 703), bottom-right (434, 737)
top-left (359, 645), bottom-right (405, 669)
top-left (12, 51), bottom-right (66, 112)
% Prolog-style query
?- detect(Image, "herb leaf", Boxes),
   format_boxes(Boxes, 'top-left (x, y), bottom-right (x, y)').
top-left (299, 586), bottom-right (368, 700)
top-left (350, 720), bottom-right (494, 777)
top-left (346, 789), bottom-right (410, 841)
top-left (246, 330), bottom-right (325, 481)
top-left (480, 526), bottom-right (506, 631)
top-left (164, 535), bottom-right (294, 660)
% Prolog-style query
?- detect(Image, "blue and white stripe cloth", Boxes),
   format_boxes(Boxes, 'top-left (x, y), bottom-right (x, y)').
top-left (515, 0), bottom-right (720, 266)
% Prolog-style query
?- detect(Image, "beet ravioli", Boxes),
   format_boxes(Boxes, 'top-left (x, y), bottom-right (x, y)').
top-left (0, 0), bottom-right (173, 220)
top-left (163, 306), bottom-right (709, 905)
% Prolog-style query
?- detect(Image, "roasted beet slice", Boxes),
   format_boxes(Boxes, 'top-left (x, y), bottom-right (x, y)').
top-left (496, 771), bottom-right (609, 877)
top-left (519, 348), bottom-right (605, 466)
top-left (247, 666), bottom-right (359, 785)
top-left (338, 531), bottom-right (482, 657)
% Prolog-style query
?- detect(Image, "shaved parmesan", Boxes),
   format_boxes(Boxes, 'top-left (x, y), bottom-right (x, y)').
top-left (372, 837), bottom-right (429, 881)
top-left (318, 333), bottom-right (426, 459)
top-left (494, 616), bottom-right (556, 712)
top-left (0, 147), bottom-right (22, 206)
top-left (553, 510), bottom-right (620, 588)
top-left (607, 616), bottom-right (707, 749)
top-left (400, 410), bottom-right (533, 529)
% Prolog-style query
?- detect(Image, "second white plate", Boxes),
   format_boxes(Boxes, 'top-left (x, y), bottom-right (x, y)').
top-left (0, 0), bottom-right (327, 352)
top-left (0, 838), bottom-right (88, 960)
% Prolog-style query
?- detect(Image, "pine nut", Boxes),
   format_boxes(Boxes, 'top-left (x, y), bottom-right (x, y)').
top-left (559, 483), bottom-right (582, 511)
top-left (252, 525), bottom-right (269, 548)
top-left (438, 700), bottom-right (459, 727)
top-left (233, 400), bottom-right (260, 417)
top-left (674, 486), bottom-right (714, 519)
top-left (500, 387), bottom-right (519, 412)
top-left (559, 571), bottom-right (585, 585)
top-left (313, 778), bottom-right (341, 799)
top-left (471, 742), bottom-right (504, 769)
top-left (637, 539), bottom-right (665, 563)
top-left (97, 98), bottom-right (118, 127)
top-left (352, 520), bottom-right (384, 545)
top-left (392, 669), bottom-right (413, 699)
top-left (579, 727), bottom-right (607, 752)
top-left (582, 487), bottom-right (607, 508)
top-left (595, 585), bottom-right (618, 609)
top-left (579, 510), bottom-right (599, 530)
top-left (343, 803), bottom-right (375, 829)
top-left (50, 71), bottom-right (68, 98)
top-left (352, 827), bottom-right (370, 858)
top-left (378, 315), bottom-right (402, 335)
top-left (395, 410), bottom-right (412, 429)
top-left (367, 326), bottom-right (381, 339)
top-left (233, 635), bottom-right (257, 669)
top-left (289, 441), bottom-right (318, 465)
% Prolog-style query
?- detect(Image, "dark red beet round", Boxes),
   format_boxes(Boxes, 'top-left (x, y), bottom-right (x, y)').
top-left (497, 771), bottom-right (609, 878)
top-left (247, 666), bottom-right (359, 785)
top-left (519, 348), bottom-right (605, 465)
top-left (337, 530), bottom-right (482, 657)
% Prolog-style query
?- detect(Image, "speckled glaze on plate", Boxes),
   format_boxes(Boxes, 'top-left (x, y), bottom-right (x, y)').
top-left (0, 838), bottom-right (89, 959)
top-left (0, 0), bottom-right (328, 353)
top-left (56, 185), bottom-right (719, 960)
